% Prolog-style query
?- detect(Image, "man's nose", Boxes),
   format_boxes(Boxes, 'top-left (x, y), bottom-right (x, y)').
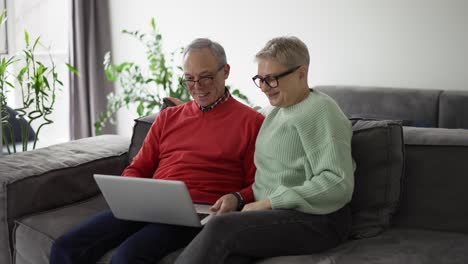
top-left (191, 81), bottom-right (203, 89)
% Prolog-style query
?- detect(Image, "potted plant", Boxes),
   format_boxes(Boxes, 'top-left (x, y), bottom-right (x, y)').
top-left (0, 9), bottom-right (78, 154)
top-left (95, 18), bottom-right (251, 135)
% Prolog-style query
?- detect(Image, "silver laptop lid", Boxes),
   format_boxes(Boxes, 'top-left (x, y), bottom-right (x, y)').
top-left (94, 174), bottom-right (210, 227)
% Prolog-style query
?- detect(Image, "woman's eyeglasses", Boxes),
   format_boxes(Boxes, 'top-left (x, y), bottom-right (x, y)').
top-left (252, 66), bottom-right (301, 89)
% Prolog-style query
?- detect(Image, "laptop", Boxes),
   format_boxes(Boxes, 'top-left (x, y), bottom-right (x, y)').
top-left (93, 174), bottom-right (214, 227)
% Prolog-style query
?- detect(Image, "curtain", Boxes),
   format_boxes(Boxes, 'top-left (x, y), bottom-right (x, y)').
top-left (69, 0), bottom-right (115, 139)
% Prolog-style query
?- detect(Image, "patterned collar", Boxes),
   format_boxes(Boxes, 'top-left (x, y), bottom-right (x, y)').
top-left (197, 88), bottom-right (230, 112)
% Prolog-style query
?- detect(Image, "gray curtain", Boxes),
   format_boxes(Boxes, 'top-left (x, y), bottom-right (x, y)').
top-left (69, 0), bottom-right (115, 139)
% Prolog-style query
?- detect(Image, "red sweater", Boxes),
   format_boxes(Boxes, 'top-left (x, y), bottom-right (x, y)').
top-left (122, 97), bottom-right (264, 204)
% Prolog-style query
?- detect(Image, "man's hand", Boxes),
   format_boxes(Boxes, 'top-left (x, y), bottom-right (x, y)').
top-left (241, 199), bottom-right (272, 212)
top-left (210, 193), bottom-right (239, 215)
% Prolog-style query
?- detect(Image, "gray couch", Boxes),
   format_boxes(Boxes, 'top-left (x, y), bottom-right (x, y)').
top-left (1, 85), bottom-right (468, 264)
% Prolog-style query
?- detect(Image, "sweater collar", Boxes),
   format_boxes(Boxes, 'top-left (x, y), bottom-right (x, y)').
top-left (195, 88), bottom-right (230, 112)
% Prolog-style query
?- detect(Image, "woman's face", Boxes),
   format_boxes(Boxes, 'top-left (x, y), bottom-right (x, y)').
top-left (256, 58), bottom-right (305, 107)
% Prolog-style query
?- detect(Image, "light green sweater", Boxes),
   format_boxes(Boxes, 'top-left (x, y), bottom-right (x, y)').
top-left (253, 91), bottom-right (355, 215)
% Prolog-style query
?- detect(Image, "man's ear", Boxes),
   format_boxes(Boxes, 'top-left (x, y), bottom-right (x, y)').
top-left (223, 64), bottom-right (231, 80)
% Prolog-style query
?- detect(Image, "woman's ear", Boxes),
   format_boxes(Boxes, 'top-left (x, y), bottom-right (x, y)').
top-left (299, 65), bottom-right (308, 80)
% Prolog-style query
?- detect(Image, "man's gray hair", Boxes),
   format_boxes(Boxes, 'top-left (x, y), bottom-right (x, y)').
top-left (255, 36), bottom-right (310, 68)
top-left (183, 38), bottom-right (227, 67)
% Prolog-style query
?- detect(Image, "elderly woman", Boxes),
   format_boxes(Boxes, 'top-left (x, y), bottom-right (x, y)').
top-left (175, 36), bottom-right (355, 263)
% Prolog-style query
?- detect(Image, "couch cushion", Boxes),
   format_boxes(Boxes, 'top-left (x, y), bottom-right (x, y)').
top-left (128, 113), bottom-right (158, 164)
top-left (350, 120), bottom-right (404, 238)
top-left (394, 127), bottom-right (468, 234)
top-left (113, 229), bottom-right (468, 264)
top-left (317, 85), bottom-right (442, 128)
top-left (256, 229), bottom-right (468, 264)
top-left (13, 195), bottom-right (109, 264)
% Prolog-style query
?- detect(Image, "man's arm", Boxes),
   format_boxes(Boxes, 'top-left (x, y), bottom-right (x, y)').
top-left (211, 112), bottom-right (265, 214)
top-left (239, 112), bottom-right (265, 203)
top-left (122, 112), bottom-right (165, 178)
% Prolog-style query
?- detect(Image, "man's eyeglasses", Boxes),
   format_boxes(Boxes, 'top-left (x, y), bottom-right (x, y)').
top-left (252, 66), bottom-right (301, 89)
top-left (181, 65), bottom-right (225, 88)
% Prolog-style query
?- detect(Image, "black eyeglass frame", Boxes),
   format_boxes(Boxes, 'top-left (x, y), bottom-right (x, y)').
top-left (252, 65), bottom-right (301, 89)
top-left (180, 64), bottom-right (225, 88)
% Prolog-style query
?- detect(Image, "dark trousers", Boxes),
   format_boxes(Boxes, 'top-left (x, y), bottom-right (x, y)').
top-left (49, 210), bottom-right (200, 264)
top-left (175, 204), bottom-right (351, 264)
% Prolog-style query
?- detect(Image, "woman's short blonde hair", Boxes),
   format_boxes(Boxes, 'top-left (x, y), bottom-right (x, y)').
top-left (255, 36), bottom-right (309, 68)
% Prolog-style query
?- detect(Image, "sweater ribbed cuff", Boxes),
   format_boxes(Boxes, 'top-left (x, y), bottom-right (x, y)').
top-left (268, 185), bottom-right (294, 210)
top-left (239, 186), bottom-right (254, 204)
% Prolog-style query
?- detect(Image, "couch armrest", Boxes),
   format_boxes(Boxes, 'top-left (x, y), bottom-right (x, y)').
top-left (395, 127), bottom-right (468, 234)
top-left (0, 135), bottom-right (129, 264)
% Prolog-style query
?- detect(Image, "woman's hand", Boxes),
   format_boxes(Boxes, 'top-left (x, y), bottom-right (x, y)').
top-left (241, 199), bottom-right (272, 212)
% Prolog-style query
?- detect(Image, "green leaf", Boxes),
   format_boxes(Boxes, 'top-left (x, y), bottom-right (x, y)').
top-left (116, 62), bottom-right (133, 72)
top-left (0, 60), bottom-right (6, 74)
top-left (0, 9), bottom-right (7, 26)
top-left (151, 18), bottom-right (156, 30)
top-left (136, 102), bottom-right (144, 116)
top-left (65, 63), bottom-right (79, 76)
top-left (17, 65), bottom-right (28, 80)
top-left (105, 66), bottom-right (117, 81)
top-left (43, 77), bottom-right (50, 89)
top-left (33, 36), bottom-right (41, 50)
top-left (23, 50), bottom-right (33, 60)
top-left (24, 30), bottom-right (30, 46)
top-left (37, 64), bottom-right (45, 75)
top-left (5, 81), bottom-right (14, 88)
top-left (39, 89), bottom-right (48, 96)
top-left (7, 57), bottom-right (19, 65)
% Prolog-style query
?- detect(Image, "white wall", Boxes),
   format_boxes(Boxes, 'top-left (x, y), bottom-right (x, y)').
top-left (109, 0), bottom-right (468, 137)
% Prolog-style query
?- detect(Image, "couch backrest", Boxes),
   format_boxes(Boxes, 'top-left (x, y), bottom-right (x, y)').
top-left (128, 113), bottom-right (158, 164)
top-left (394, 127), bottom-right (468, 234)
top-left (316, 85), bottom-right (442, 128)
top-left (438, 91), bottom-right (468, 129)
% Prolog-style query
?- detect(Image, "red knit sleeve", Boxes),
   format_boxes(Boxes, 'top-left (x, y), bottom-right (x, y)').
top-left (239, 112), bottom-right (265, 203)
top-left (122, 111), bottom-right (166, 178)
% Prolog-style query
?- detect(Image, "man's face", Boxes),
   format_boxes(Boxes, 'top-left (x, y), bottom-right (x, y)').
top-left (257, 58), bottom-right (303, 107)
top-left (183, 48), bottom-right (229, 106)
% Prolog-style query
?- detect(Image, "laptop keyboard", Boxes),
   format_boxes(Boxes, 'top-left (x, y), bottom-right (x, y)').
top-left (197, 213), bottom-right (210, 220)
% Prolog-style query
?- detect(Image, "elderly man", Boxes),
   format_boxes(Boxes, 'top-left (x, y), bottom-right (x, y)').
top-left (49, 38), bottom-right (264, 264)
